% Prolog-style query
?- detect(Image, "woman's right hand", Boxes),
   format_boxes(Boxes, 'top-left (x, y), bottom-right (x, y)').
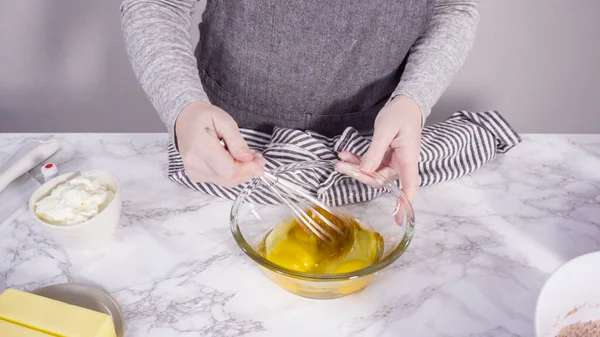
top-left (175, 101), bottom-right (265, 187)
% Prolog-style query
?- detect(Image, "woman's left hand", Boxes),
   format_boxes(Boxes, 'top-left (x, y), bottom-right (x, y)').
top-left (336, 95), bottom-right (422, 202)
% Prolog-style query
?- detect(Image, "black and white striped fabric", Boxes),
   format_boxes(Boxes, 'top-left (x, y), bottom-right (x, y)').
top-left (167, 110), bottom-right (521, 205)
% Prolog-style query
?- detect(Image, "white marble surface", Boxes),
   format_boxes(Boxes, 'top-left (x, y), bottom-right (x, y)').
top-left (0, 133), bottom-right (599, 337)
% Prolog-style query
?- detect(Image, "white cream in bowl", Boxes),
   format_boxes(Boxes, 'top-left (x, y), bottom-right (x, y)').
top-left (34, 173), bottom-right (114, 225)
top-left (29, 170), bottom-right (122, 249)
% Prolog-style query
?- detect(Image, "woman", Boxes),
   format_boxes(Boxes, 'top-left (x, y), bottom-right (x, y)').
top-left (121, 0), bottom-right (479, 202)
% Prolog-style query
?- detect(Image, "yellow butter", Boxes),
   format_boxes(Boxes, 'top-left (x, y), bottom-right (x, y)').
top-left (0, 288), bottom-right (116, 337)
top-left (0, 319), bottom-right (54, 336)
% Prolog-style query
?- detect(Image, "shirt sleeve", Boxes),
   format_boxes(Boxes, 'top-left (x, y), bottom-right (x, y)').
top-left (120, 0), bottom-right (209, 138)
top-left (391, 0), bottom-right (481, 125)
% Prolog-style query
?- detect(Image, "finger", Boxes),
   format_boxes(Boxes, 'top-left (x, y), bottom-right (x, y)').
top-left (394, 196), bottom-right (412, 227)
top-left (214, 160), bottom-right (263, 187)
top-left (214, 119), bottom-right (253, 162)
top-left (206, 140), bottom-right (265, 185)
top-left (338, 151), bottom-right (361, 165)
top-left (336, 161), bottom-right (387, 189)
top-left (376, 166), bottom-right (399, 182)
top-left (252, 151), bottom-right (267, 168)
top-left (182, 133), bottom-right (243, 185)
top-left (391, 149), bottom-right (419, 202)
top-left (361, 126), bottom-right (397, 173)
top-left (204, 138), bottom-right (239, 179)
top-left (339, 151), bottom-right (394, 170)
top-left (238, 151), bottom-right (265, 180)
top-left (381, 148), bottom-right (394, 168)
top-left (186, 159), bottom-right (260, 187)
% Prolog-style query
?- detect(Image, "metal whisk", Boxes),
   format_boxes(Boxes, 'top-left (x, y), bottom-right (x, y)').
top-left (218, 139), bottom-right (346, 242)
top-left (261, 171), bottom-right (346, 242)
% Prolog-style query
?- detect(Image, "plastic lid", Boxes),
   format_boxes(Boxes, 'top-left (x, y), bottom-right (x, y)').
top-left (41, 163), bottom-right (59, 181)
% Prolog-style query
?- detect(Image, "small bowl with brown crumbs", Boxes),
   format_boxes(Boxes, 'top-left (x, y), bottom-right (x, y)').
top-left (535, 251), bottom-right (600, 337)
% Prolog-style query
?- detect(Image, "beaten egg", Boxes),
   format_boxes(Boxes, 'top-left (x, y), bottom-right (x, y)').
top-left (258, 207), bottom-right (384, 274)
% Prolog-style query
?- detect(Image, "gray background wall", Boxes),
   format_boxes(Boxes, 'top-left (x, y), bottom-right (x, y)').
top-left (1, 0), bottom-right (598, 133)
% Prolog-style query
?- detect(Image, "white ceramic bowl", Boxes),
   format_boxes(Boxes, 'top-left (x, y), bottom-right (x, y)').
top-left (28, 170), bottom-right (122, 250)
top-left (535, 251), bottom-right (600, 337)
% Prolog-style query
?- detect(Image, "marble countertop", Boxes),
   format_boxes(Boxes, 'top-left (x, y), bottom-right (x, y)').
top-left (0, 133), bottom-right (599, 337)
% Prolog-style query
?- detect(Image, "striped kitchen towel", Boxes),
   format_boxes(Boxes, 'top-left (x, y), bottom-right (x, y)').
top-left (167, 110), bottom-right (521, 205)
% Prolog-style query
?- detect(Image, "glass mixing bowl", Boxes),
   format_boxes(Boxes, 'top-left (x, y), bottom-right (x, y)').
top-left (230, 160), bottom-right (415, 299)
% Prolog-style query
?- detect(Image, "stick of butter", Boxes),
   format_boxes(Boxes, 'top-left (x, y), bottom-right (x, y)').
top-left (0, 288), bottom-right (117, 337)
top-left (0, 319), bottom-right (54, 336)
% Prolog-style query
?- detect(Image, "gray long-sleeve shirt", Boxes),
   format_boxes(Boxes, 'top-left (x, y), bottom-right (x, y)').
top-left (120, 0), bottom-right (480, 137)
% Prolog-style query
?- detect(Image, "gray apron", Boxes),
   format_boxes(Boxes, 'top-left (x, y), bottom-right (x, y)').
top-left (195, 0), bottom-right (435, 137)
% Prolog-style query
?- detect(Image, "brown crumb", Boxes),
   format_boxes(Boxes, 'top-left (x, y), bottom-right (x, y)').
top-left (557, 320), bottom-right (600, 337)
